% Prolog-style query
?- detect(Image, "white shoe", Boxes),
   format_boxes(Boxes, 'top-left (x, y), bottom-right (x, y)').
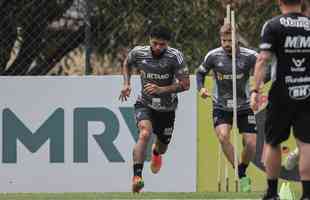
top-left (284, 148), bottom-right (299, 170)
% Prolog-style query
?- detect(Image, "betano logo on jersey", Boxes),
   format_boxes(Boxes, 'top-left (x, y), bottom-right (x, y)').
top-left (280, 17), bottom-right (310, 31)
top-left (141, 70), bottom-right (170, 80)
top-left (285, 36), bottom-right (310, 48)
top-left (216, 72), bottom-right (244, 80)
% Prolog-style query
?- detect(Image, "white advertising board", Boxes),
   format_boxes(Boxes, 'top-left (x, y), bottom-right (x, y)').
top-left (0, 76), bottom-right (196, 192)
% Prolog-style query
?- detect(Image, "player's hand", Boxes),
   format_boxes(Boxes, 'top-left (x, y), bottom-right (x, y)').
top-left (250, 91), bottom-right (260, 112)
top-left (119, 84), bottom-right (131, 102)
top-left (144, 83), bottom-right (162, 95)
top-left (199, 88), bottom-right (210, 99)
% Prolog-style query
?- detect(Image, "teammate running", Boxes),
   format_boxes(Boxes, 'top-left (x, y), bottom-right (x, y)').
top-left (119, 25), bottom-right (190, 193)
top-left (196, 23), bottom-right (258, 192)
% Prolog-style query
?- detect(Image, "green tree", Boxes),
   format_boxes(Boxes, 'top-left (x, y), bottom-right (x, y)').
top-left (0, 0), bottom-right (279, 75)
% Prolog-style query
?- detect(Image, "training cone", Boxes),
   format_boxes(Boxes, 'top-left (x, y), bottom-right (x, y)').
top-left (279, 182), bottom-right (295, 200)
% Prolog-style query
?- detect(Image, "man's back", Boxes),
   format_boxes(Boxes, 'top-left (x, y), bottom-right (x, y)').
top-left (260, 13), bottom-right (310, 102)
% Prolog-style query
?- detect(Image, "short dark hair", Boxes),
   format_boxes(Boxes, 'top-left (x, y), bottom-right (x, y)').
top-left (280, 0), bottom-right (301, 5)
top-left (149, 25), bottom-right (172, 41)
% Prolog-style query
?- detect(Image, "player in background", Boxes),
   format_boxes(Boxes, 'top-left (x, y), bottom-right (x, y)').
top-left (196, 23), bottom-right (258, 192)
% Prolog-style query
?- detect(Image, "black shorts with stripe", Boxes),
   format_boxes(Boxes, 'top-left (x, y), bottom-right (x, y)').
top-left (134, 102), bottom-right (175, 144)
top-left (212, 108), bottom-right (257, 134)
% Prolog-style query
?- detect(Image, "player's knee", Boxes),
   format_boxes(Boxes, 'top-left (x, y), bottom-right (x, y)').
top-left (245, 138), bottom-right (256, 151)
top-left (139, 127), bottom-right (151, 142)
top-left (218, 132), bottom-right (230, 145)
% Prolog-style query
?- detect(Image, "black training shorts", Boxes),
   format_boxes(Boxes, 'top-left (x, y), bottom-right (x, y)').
top-left (213, 108), bottom-right (257, 134)
top-left (265, 99), bottom-right (310, 146)
top-left (134, 101), bottom-right (175, 144)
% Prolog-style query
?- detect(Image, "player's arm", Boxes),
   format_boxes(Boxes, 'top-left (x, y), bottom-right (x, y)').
top-left (263, 64), bottom-right (272, 84)
top-left (119, 54), bottom-right (134, 102)
top-left (144, 51), bottom-right (190, 95)
top-left (196, 65), bottom-right (210, 98)
top-left (250, 52), bottom-right (271, 84)
top-left (145, 78), bottom-right (190, 95)
top-left (144, 69), bottom-right (190, 95)
top-left (253, 51), bottom-right (272, 91)
top-left (250, 50), bottom-right (272, 111)
top-left (196, 52), bottom-right (213, 99)
top-left (251, 19), bottom-right (275, 111)
top-left (122, 56), bottom-right (132, 86)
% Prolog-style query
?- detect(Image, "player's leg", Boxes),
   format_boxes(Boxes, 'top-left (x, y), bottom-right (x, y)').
top-left (238, 109), bottom-right (257, 192)
top-left (238, 110), bottom-right (257, 177)
top-left (293, 106), bottom-right (310, 199)
top-left (262, 143), bottom-right (282, 200)
top-left (150, 110), bottom-right (175, 174)
top-left (284, 147), bottom-right (299, 170)
top-left (240, 134), bottom-right (256, 168)
top-left (213, 109), bottom-right (236, 167)
top-left (132, 103), bottom-right (153, 193)
top-left (296, 140), bottom-right (310, 199)
top-left (150, 139), bottom-right (166, 174)
top-left (237, 133), bottom-right (256, 192)
top-left (215, 124), bottom-right (236, 166)
top-left (262, 103), bottom-right (291, 199)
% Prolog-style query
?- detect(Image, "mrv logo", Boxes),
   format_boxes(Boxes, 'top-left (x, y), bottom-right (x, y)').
top-left (2, 107), bottom-right (142, 163)
top-left (285, 36), bottom-right (310, 48)
top-left (289, 85), bottom-right (310, 100)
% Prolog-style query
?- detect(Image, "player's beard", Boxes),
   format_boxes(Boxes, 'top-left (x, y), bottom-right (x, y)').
top-left (151, 47), bottom-right (167, 58)
top-left (223, 47), bottom-right (232, 56)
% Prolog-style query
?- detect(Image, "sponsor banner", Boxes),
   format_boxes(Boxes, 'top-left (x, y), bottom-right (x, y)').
top-left (0, 76), bottom-right (197, 192)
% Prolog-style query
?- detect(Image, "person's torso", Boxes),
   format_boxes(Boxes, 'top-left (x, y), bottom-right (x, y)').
top-left (209, 47), bottom-right (255, 111)
top-left (132, 46), bottom-right (181, 111)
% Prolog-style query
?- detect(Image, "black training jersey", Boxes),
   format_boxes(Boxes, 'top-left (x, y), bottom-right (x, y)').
top-left (260, 13), bottom-right (310, 102)
top-left (197, 47), bottom-right (257, 111)
top-left (127, 46), bottom-right (189, 111)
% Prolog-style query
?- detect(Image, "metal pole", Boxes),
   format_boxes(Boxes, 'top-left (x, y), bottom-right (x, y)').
top-left (231, 10), bottom-right (239, 193)
top-left (85, 0), bottom-right (92, 75)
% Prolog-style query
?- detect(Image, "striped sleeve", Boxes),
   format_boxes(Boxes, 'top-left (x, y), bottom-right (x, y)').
top-left (168, 48), bottom-right (189, 79)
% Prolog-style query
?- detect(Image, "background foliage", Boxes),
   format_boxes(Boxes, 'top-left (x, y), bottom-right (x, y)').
top-left (0, 0), bottom-right (280, 75)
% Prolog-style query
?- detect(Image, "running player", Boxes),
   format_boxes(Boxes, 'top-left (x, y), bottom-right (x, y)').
top-left (119, 25), bottom-right (190, 193)
top-left (196, 23), bottom-right (258, 192)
